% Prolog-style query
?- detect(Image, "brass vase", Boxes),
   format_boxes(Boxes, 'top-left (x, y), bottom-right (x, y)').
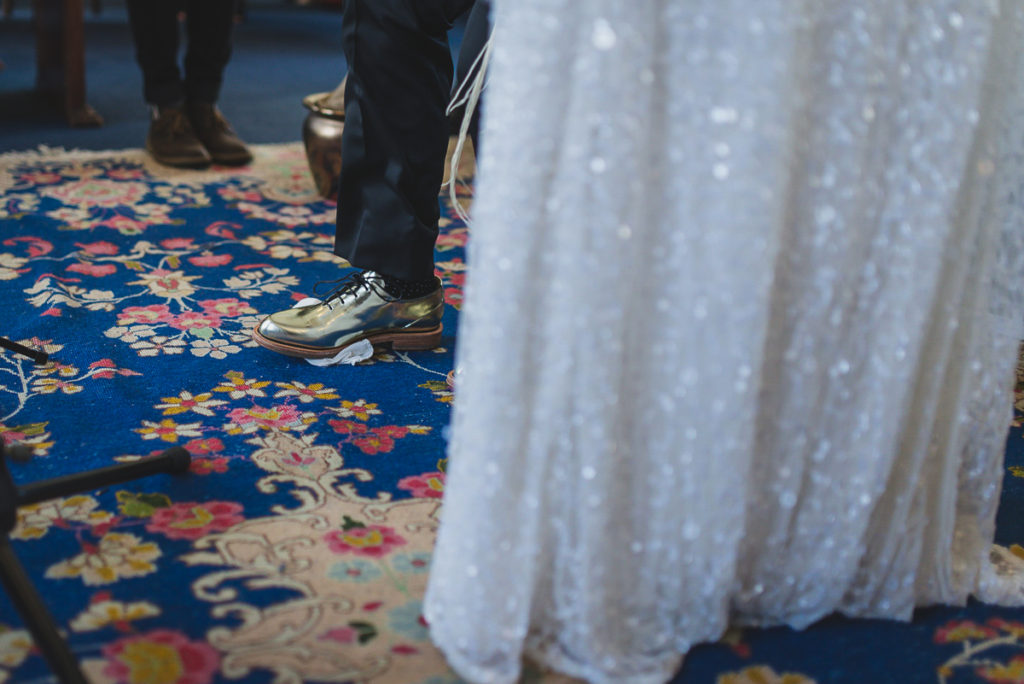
top-left (301, 86), bottom-right (345, 199)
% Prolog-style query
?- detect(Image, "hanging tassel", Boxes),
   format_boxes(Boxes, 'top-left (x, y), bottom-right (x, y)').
top-left (445, 34), bottom-right (493, 227)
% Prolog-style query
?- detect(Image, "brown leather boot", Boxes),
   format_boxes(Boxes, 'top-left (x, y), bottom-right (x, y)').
top-left (146, 106), bottom-right (211, 168)
top-left (186, 102), bottom-right (253, 166)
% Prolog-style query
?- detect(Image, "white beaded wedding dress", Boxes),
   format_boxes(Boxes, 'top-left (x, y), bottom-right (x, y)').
top-left (425, 1), bottom-right (1024, 682)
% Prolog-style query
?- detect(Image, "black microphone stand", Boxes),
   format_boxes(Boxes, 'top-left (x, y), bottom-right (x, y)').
top-left (0, 336), bottom-right (49, 365)
top-left (0, 339), bottom-right (192, 683)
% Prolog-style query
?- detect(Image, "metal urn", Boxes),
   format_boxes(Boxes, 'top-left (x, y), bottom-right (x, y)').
top-left (301, 76), bottom-right (346, 199)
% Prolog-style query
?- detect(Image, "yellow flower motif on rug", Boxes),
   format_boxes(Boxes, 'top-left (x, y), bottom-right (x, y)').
top-left (0, 253), bottom-right (27, 280)
top-left (70, 599), bottom-right (161, 632)
top-left (46, 532), bottom-right (161, 585)
top-left (975, 656), bottom-right (1024, 682)
top-left (0, 627), bottom-right (32, 668)
top-left (127, 270), bottom-right (201, 300)
top-left (717, 665), bottom-right (816, 684)
top-left (11, 495), bottom-right (113, 540)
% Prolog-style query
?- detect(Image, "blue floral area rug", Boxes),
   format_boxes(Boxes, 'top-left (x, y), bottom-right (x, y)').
top-left (0, 144), bottom-right (465, 684)
top-left (0, 144), bottom-right (1022, 684)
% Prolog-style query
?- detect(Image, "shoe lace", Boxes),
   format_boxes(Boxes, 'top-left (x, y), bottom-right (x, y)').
top-left (313, 271), bottom-right (395, 310)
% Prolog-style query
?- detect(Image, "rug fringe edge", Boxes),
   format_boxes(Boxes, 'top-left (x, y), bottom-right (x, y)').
top-left (0, 145), bottom-right (146, 163)
top-left (0, 142), bottom-right (303, 164)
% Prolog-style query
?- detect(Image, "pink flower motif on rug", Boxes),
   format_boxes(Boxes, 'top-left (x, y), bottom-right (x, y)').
top-left (226, 404), bottom-right (307, 432)
top-left (106, 168), bottom-right (146, 181)
top-left (435, 228), bottom-right (468, 250)
top-left (325, 517), bottom-right (407, 558)
top-left (351, 428), bottom-right (408, 455)
top-left (332, 423), bottom-right (411, 455)
top-left (199, 298), bottom-right (255, 317)
top-left (66, 262), bottom-right (117, 277)
top-left (19, 170), bottom-right (63, 185)
top-left (76, 240), bottom-right (119, 255)
top-left (183, 437), bottom-right (225, 455)
top-left (189, 457), bottom-right (229, 475)
top-left (146, 502), bottom-right (244, 541)
top-left (168, 311), bottom-right (223, 332)
top-left (188, 253), bottom-right (233, 267)
top-left (218, 186), bottom-right (263, 203)
top-left (118, 304), bottom-right (175, 326)
top-left (397, 472), bottom-right (445, 499)
top-left (43, 179), bottom-right (148, 208)
top-left (328, 418), bottom-right (368, 436)
top-left (102, 629), bottom-right (220, 684)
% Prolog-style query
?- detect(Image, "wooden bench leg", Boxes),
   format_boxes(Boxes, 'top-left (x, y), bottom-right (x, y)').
top-left (34, 0), bottom-right (103, 127)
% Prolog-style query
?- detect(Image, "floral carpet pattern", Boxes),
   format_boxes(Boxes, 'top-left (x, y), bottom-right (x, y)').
top-left (0, 144), bottom-right (1022, 684)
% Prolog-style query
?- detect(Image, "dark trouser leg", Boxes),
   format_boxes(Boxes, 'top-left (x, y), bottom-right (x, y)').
top-left (182, 0), bottom-right (236, 104)
top-left (336, 0), bottom-right (474, 282)
top-left (125, 0), bottom-right (185, 106)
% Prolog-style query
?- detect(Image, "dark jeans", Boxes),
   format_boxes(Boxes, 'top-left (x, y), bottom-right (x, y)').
top-left (335, 0), bottom-right (475, 282)
top-left (125, 0), bottom-right (236, 107)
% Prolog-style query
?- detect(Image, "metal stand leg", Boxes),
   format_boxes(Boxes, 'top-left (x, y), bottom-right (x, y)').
top-left (0, 539), bottom-right (87, 684)
top-left (0, 337), bottom-right (48, 365)
top-left (0, 443), bottom-right (190, 683)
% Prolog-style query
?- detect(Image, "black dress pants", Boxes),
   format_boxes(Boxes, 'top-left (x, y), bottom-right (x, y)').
top-left (125, 0), bottom-right (236, 107)
top-left (335, 0), bottom-right (475, 282)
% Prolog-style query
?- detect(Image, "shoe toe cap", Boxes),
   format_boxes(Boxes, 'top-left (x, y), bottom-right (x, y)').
top-left (255, 313), bottom-right (293, 342)
top-left (256, 305), bottom-right (331, 347)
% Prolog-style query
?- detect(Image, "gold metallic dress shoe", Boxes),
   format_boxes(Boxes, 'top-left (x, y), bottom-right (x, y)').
top-left (252, 271), bottom-right (444, 359)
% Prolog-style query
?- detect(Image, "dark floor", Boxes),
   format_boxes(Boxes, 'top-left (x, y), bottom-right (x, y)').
top-left (0, 2), bottom-right (466, 153)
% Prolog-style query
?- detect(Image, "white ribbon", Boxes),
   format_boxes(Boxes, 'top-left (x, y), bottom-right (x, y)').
top-left (292, 297), bottom-right (376, 367)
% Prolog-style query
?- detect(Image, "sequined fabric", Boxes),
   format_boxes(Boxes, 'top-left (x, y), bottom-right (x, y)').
top-left (425, 2), bottom-right (1024, 682)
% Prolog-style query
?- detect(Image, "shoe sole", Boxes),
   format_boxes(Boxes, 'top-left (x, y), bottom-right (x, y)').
top-left (147, 145), bottom-right (212, 169)
top-left (209, 152), bottom-right (253, 167)
top-left (252, 324), bottom-right (442, 359)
